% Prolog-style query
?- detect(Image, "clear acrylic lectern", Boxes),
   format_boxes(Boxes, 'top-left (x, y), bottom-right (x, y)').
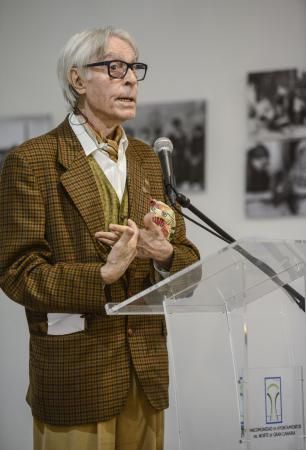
top-left (105, 238), bottom-right (306, 450)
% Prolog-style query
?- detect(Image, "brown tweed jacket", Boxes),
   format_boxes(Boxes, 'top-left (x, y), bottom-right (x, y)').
top-left (0, 117), bottom-right (200, 426)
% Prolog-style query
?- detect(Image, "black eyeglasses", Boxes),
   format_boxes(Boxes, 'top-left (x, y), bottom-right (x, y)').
top-left (84, 59), bottom-right (148, 81)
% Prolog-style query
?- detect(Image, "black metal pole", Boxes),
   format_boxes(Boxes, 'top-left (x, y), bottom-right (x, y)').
top-left (174, 191), bottom-right (305, 312)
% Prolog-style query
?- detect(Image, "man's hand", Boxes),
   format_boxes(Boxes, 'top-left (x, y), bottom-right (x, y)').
top-left (95, 219), bottom-right (139, 284)
top-left (138, 213), bottom-right (174, 269)
top-left (95, 213), bottom-right (174, 273)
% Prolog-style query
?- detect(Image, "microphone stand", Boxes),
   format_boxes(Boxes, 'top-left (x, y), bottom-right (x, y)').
top-left (171, 188), bottom-right (305, 312)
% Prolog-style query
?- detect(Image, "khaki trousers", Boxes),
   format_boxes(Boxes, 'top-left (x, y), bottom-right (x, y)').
top-left (33, 372), bottom-right (164, 450)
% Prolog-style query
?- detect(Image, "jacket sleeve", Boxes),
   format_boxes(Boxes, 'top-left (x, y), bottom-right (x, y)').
top-left (169, 206), bottom-right (201, 275)
top-left (0, 151), bottom-right (126, 314)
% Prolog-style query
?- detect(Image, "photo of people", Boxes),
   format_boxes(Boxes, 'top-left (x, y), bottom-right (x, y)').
top-left (247, 68), bottom-right (306, 141)
top-left (125, 100), bottom-right (206, 191)
top-left (245, 138), bottom-right (306, 217)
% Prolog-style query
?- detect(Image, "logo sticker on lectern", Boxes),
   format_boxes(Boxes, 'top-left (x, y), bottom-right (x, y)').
top-left (265, 377), bottom-right (282, 424)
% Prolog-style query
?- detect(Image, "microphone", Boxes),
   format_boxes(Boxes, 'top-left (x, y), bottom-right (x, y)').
top-left (153, 137), bottom-right (177, 205)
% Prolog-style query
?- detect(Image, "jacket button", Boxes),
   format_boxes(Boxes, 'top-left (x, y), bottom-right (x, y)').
top-left (127, 328), bottom-right (134, 337)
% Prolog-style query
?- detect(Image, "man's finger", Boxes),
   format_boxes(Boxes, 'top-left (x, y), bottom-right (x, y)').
top-left (109, 224), bottom-right (129, 233)
top-left (127, 218), bottom-right (138, 230)
top-left (97, 237), bottom-right (116, 246)
top-left (118, 226), bottom-right (136, 244)
top-left (95, 231), bottom-right (119, 240)
top-left (127, 219), bottom-right (140, 242)
top-left (143, 213), bottom-right (163, 235)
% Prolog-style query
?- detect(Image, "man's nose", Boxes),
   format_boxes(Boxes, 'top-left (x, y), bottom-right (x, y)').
top-left (124, 67), bottom-right (138, 84)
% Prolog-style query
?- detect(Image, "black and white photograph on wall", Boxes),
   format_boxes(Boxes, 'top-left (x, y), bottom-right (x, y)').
top-left (125, 100), bottom-right (206, 191)
top-left (247, 68), bottom-right (306, 141)
top-left (0, 115), bottom-right (52, 170)
top-left (245, 137), bottom-right (306, 218)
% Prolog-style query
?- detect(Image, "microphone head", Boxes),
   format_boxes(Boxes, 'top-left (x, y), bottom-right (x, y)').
top-left (153, 137), bottom-right (173, 154)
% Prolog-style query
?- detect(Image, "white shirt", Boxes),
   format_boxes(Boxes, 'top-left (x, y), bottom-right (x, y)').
top-left (69, 112), bottom-right (128, 202)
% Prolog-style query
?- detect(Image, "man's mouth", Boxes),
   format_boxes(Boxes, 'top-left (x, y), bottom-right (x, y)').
top-left (117, 97), bottom-right (135, 103)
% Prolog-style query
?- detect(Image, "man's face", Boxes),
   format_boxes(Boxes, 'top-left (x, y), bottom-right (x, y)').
top-left (80, 36), bottom-right (138, 128)
top-left (252, 156), bottom-right (269, 171)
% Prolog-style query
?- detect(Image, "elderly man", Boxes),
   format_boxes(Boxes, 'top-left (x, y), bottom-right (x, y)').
top-left (0, 27), bottom-right (199, 450)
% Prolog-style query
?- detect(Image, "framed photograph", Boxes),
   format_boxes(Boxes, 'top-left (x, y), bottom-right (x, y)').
top-left (247, 68), bottom-right (306, 141)
top-left (125, 100), bottom-right (206, 191)
top-left (0, 115), bottom-right (52, 169)
top-left (245, 137), bottom-right (306, 218)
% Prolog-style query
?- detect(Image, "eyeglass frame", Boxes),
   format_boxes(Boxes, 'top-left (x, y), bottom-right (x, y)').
top-left (83, 59), bottom-right (148, 81)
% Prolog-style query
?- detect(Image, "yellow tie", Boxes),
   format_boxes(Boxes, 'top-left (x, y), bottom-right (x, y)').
top-left (73, 108), bottom-right (123, 162)
top-left (105, 127), bottom-right (123, 162)
top-left (84, 123), bottom-right (122, 162)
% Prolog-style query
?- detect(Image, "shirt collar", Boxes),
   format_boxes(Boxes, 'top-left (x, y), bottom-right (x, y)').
top-left (68, 112), bottom-right (129, 157)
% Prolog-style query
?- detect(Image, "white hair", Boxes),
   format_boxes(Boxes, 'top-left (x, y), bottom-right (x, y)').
top-left (57, 27), bottom-right (139, 110)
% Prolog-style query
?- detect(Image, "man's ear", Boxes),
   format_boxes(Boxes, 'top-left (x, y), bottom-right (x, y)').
top-left (69, 68), bottom-right (87, 95)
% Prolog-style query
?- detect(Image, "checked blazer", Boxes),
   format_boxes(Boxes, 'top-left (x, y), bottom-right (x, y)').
top-left (0, 117), bottom-right (200, 426)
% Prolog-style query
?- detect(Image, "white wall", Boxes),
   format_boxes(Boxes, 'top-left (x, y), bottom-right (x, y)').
top-left (0, 1), bottom-right (306, 449)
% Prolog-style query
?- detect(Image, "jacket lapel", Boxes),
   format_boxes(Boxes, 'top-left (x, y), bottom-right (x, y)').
top-left (125, 141), bottom-right (152, 276)
top-left (126, 141), bottom-right (151, 228)
top-left (56, 119), bottom-right (108, 260)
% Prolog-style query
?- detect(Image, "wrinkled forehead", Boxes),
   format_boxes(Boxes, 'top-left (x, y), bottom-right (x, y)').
top-left (98, 35), bottom-right (138, 60)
